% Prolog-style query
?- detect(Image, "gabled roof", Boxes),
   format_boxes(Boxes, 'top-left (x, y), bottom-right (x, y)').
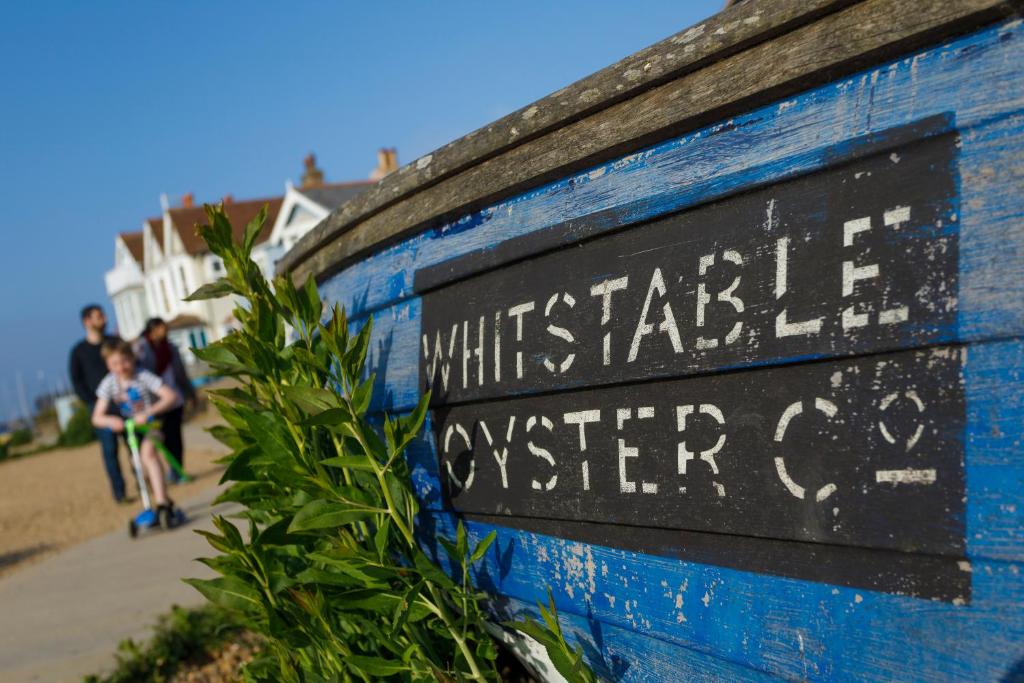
top-left (145, 217), bottom-right (164, 250)
top-left (119, 231), bottom-right (145, 264)
top-left (167, 197), bottom-right (284, 255)
top-left (166, 314), bottom-right (204, 330)
top-left (297, 181), bottom-right (373, 212)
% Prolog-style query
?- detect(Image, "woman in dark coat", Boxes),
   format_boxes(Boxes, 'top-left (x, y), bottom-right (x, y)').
top-left (134, 318), bottom-right (197, 482)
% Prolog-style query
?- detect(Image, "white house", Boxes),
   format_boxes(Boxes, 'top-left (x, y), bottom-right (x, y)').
top-left (265, 179), bottom-right (375, 260)
top-left (157, 195), bottom-right (284, 357)
top-left (104, 230), bottom-right (149, 339)
top-left (104, 151), bottom-right (393, 364)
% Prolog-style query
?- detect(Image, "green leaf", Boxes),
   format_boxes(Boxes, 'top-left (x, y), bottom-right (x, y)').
top-left (184, 278), bottom-right (236, 301)
top-left (295, 566), bottom-right (362, 588)
top-left (320, 455), bottom-right (374, 471)
top-left (438, 537), bottom-right (461, 568)
top-left (399, 393), bottom-right (430, 446)
top-left (391, 580), bottom-right (427, 637)
top-left (220, 445), bottom-right (260, 484)
top-left (350, 374), bottom-right (375, 415)
top-left (184, 576), bottom-right (263, 613)
top-left (298, 407), bottom-right (351, 429)
top-left (206, 387), bottom-right (260, 407)
top-left (347, 655), bottom-right (409, 677)
top-left (412, 550), bottom-right (456, 591)
top-left (301, 275), bottom-right (322, 326)
top-left (193, 529), bottom-right (232, 554)
top-left (253, 517), bottom-right (301, 547)
top-left (288, 499), bottom-right (381, 532)
top-left (212, 515), bottom-right (245, 550)
top-left (373, 519), bottom-right (390, 560)
top-left (281, 385), bottom-right (340, 415)
top-left (469, 531), bottom-right (497, 565)
top-left (242, 204), bottom-right (269, 255)
top-left (306, 550), bottom-right (394, 586)
top-left (241, 409), bottom-right (299, 464)
top-left (207, 424), bottom-right (246, 449)
top-left (344, 316), bottom-right (373, 378)
top-left (192, 344), bottom-right (247, 371)
top-left (456, 520), bottom-right (468, 559)
top-left (272, 275), bottom-right (302, 320)
top-left (540, 591), bottom-right (562, 638)
top-left (475, 634), bottom-right (498, 662)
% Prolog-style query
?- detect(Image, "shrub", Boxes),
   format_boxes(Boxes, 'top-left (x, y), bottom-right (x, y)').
top-left (60, 401), bottom-right (96, 447)
top-left (9, 428), bottom-right (32, 447)
top-left (83, 603), bottom-right (250, 683)
top-left (185, 204), bottom-right (595, 682)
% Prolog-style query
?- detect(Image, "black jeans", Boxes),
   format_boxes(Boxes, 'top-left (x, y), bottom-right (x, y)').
top-left (159, 406), bottom-right (185, 474)
top-left (95, 427), bottom-right (126, 501)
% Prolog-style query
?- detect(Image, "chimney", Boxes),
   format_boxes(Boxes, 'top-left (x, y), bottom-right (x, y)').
top-left (181, 192), bottom-right (194, 208)
top-left (369, 147), bottom-right (399, 180)
top-left (301, 152), bottom-right (325, 188)
top-left (222, 194), bottom-right (234, 205)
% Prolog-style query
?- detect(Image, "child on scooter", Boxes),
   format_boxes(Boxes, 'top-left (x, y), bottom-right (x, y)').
top-left (91, 340), bottom-right (180, 516)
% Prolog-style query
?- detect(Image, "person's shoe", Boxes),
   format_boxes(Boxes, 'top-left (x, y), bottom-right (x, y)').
top-left (156, 500), bottom-right (180, 529)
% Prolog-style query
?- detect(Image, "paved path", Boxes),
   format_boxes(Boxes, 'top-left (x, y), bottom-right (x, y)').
top-left (0, 485), bottom-right (237, 682)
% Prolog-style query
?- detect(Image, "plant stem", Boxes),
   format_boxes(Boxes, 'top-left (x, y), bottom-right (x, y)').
top-left (425, 583), bottom-right (486, 682)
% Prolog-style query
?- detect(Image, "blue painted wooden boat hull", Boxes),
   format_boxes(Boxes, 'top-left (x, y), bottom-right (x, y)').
top-left (304, 17), bottom-right (1024, 682)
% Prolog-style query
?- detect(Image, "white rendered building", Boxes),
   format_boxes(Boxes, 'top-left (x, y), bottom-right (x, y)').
top-left (103, 152), bottom-right (389, 364)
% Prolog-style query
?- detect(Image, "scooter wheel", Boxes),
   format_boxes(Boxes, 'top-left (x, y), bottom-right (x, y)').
top-left (157, 506), bottom-right (172, 530)
top-left (128, 520), bottom-right (138, 538)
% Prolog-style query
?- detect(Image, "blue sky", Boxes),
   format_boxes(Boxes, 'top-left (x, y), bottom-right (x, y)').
top-left (0, 1), bottom-right (722, 417)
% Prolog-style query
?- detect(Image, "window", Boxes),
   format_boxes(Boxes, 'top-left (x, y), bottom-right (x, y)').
top-left (159, 278), bottom-right (171, 314)
top-left (178, 265), bottom-right (189, 298)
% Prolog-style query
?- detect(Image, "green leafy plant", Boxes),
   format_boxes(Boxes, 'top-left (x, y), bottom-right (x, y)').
top-left (184, 204), bottom-right (593, 682)
top-left (9, 427), bottom-right (33, 447)
top-left (509, 593), bottom-right (597, 683)
top-left (60, 401), bottom-right (96, 447)
top-left (83, 603), bottom-right (251, 683)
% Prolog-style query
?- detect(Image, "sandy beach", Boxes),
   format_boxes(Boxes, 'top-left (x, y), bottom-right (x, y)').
top-left (0, 409), bottom-right (229, 579)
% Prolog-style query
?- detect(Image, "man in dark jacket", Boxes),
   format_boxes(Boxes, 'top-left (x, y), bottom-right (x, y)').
top-left (69, 304), bottom-right (126, 502)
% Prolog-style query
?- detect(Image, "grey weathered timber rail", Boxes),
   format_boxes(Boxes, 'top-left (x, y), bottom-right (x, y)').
top-left (280, 0), bottom-right (1021, 284)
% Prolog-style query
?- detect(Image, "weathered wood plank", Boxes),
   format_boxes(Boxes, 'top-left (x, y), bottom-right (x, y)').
top-left (418, 124), bottom-right (958, 405)
top-left (401, 338), bottom-right (1023, 566)
top-left (491, 595), bottom-right (785, 682)
top-left (289, 0), bottom-right (1021, 286)
top-left (432, 347), bottom-right (967, 577)
top-left (280, 0), bottom-right (862, 280)
top-left (347, 118), bottom-right (1024, 421)
top-left (421, 509), bottom-right (1024, 681)
top-left (319, 20), bottom-right (1024, 326)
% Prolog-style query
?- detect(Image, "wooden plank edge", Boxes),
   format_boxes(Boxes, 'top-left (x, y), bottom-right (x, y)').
top-left (285, 0), bottom-right (1022, 288)
top-left (277, 0), bottom-right (860, 277)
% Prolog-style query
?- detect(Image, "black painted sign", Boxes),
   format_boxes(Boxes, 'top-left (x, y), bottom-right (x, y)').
top-left (419, 133), bottom-right (958, 405)
top-left (416, 127), bottom-right (965, 600)
top-left (433, 347), bottom-right (965, 554)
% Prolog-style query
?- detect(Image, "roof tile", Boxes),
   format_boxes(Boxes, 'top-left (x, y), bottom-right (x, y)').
top-left (168, 197), bottom-right (283, 255)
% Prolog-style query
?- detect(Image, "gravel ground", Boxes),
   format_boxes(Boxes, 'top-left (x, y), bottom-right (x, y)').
top-left (169, 633), bottom-right (262, 683)
top-left (0, 409), bottom-right (229, 579)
